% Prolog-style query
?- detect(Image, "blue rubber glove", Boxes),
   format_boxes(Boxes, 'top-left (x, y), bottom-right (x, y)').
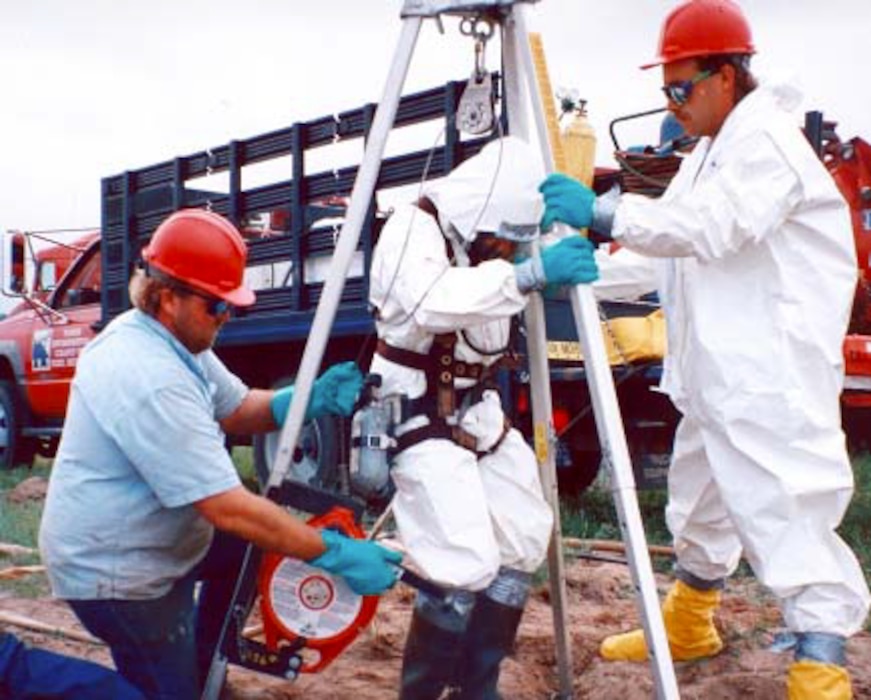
top-left (270, 361), bottom-right (364, 427)
top-left (539, 173), bottom-right (596, 231)
top-left (541, 236), bottom-right (599, 286)
top-left (308, 529), bottom-right (402, 596)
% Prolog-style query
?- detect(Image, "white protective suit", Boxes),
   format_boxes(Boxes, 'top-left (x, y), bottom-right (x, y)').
top-left (369, 137), bottom-right (553, 590)
top-left (607, 82), bottom-right (870, 636)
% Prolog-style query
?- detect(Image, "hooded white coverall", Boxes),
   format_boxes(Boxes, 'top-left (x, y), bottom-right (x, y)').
top-left (606, 82), bottom-right (870, 637)
top-left (369, 138), bottom-right (553, 590)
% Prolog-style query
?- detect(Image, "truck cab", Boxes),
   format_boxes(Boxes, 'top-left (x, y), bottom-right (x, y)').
top-left (0, 231), bottom-right (101, 468)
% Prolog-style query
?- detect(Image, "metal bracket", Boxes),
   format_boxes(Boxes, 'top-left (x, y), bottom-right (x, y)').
top-left (402, 0), bottom-right (537, 17)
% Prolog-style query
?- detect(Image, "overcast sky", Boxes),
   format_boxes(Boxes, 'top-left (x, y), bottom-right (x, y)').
top-left (1, 0), bottom-right (868, 233)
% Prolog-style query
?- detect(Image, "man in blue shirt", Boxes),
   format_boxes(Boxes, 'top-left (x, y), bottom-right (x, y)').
top-left (39, 209), bottom-right (400, 699)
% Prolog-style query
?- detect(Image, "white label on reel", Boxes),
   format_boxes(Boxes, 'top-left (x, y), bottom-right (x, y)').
top-left (268, 558), bottom-right (364, 640)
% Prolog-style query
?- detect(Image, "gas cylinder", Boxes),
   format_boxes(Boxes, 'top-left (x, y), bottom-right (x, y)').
top-left (560, 99), bottom-right (597, 187)
top-left (349, 373), bottom-right (394, 500)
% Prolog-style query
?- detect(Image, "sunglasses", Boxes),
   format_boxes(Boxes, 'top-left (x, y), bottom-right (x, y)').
top-left (661, 69), bottom-right (713, 106)
top-left (162, 278), bottom-right (233, 316)
top-left (144, 264), bottom-right (235, 316)
top-left (183, 287), bottom-right (234, 317)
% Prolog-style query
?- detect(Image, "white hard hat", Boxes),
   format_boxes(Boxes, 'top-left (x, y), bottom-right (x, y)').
top-left (424, 136), bottom-right (545, 244)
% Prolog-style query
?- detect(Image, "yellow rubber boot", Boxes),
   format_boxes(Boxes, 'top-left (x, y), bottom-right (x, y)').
top-left (787, 660), bottom-right (852, 699)
top-left (600, 580), bottom-right (723, 662)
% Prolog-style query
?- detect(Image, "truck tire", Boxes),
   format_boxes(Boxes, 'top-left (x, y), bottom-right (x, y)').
top-left (562, 447), bottom-right (601, 495)
top-left (843, 405), bottom-right (871, 453)
top-left (0, 382), bottom-right (35, 470)
top-left (252, 415), bottom-right (341, 494)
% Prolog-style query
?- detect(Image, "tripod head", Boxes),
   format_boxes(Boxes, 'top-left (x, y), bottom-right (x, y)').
top-left (402, 0), bottom-right (538, 18)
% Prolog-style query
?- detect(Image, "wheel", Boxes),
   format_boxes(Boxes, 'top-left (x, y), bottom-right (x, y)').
top-left (843, 405), bottom-right (871, 453)
top-left (560, 446), bottom-right (601, 495)
top-left (0, 381), bottom-right (35, 470)
top-left (252, 414), bottom-right (341, 494)
top-left (36, 436), bottom-right (59, 459)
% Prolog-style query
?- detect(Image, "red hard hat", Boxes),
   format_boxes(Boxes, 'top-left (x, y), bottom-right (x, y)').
top-left (642, 0), bottom-right (755, 69)
top-left (142, 209), bottom-right (256, 307)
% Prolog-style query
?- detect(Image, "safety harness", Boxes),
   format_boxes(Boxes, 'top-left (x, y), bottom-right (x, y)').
top-left (376, 332), bottom-right (515, 457)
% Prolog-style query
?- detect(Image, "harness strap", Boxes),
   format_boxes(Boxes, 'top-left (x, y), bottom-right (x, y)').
top-left (375, 339), bottom-right (488, 381)
top-left (394, 416), bottom-right (513, 458)
top-left (375, 339), bottom-right (429, 371)
top-left (432, 333), bottom-right (457, 417)
top-left (395, 422), bottom-right (478, 454)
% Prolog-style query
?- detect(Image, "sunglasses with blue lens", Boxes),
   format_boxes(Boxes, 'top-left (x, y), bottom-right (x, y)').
top-left (185, 288), bottom-right (234, 317)
top-left (661, 69), bottom-right (713, 106)
top-left (144, 263), bottom-right (235, 316)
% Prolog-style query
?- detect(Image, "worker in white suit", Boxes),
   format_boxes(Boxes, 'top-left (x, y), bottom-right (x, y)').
top-left (369, 136), bottom-right (598, 699)
top-left (539, 1), bottom-right (870, 697)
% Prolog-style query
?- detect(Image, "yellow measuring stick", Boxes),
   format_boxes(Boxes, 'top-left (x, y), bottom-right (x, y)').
top-left (528, 32), bottom-right (568, 174)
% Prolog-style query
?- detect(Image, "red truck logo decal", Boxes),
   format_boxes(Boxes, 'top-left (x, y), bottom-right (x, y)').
top-left (31, 326), bottom-right (89, 372)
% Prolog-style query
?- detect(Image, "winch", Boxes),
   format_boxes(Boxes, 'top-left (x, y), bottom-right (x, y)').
top-left (258, 507), bottom-right (380, 674)
top-left (202, 485), bottom-right (447, 696)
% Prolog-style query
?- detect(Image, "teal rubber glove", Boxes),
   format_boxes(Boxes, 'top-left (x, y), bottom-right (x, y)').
top-left (308, 529), bottom-right (402, 595)
top-left (539, 173), bottom-right (596, 231)
top-left (541, 236), bottom-right (599, 286)
top-left (270, 361), bottom-right (364, 427)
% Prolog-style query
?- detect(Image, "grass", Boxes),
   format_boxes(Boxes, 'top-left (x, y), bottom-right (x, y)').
top-left (232, 445), bottom-right (259, 491)
top-left (0, 461), bottom-right (52, 596)
top-left (0, 461), bottom-right (51, 552)
top-left (559, 485), bottom-right (675, 574)
top-left (841, 451), bottom-right (871, 582)
top-left (561, 488), bottom-right (670, 546)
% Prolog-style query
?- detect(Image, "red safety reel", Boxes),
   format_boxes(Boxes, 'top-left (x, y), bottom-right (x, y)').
top-left (257, 507), bottom-right (380, 673)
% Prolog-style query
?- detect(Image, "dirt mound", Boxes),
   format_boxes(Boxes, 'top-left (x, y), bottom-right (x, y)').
top-left (5, 476), bottom-right (49, 504)
top-left (2, 560), bottom-right (870, 698)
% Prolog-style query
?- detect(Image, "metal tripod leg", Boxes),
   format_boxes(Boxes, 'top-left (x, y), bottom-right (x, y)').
top-left (260, 4), bottom-right (582, 695)
top-left (505, 5), bottom-right (680, 698)
top-left (200, 20), bottom-right (424, 700)
top-left (501, 20), bottom-right (575, 699)
top-left (201, 545), bottom-right (261, 699)
top-left (265, 15), bottom-right (423, 491)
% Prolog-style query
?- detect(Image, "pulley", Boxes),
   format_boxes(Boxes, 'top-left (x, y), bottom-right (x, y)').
top-left (456, 15), bottom-right (496, 135)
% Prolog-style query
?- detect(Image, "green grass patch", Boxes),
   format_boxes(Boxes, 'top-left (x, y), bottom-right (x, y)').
top-left (0, 461), bottom-right (51, 492)
top-left (0, 499), bottom-right (44, 553)
top-left (561, 487), bottom-right (671, 547)
top-left (0, 463), bottom-right (52, 597)
top-left (842, 451), bottom-right (871, 583)
top-left (0, 463), bottom-right (51, 552)
top-left (560, 486), bottom-right (673, 573)
top-left (232, 445), bottom-right (259, 492)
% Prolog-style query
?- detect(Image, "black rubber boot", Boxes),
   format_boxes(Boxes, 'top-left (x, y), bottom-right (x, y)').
top-left (399, 607), bottom-right (467, 700)
top-left (454, 595), bottom-right (524, 700)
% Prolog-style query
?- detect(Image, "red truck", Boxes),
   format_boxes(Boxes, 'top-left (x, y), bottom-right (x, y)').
top-left (824, 127), bottom-right (871, 444)
top-left (0, 231), bottom-right (101, 469)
